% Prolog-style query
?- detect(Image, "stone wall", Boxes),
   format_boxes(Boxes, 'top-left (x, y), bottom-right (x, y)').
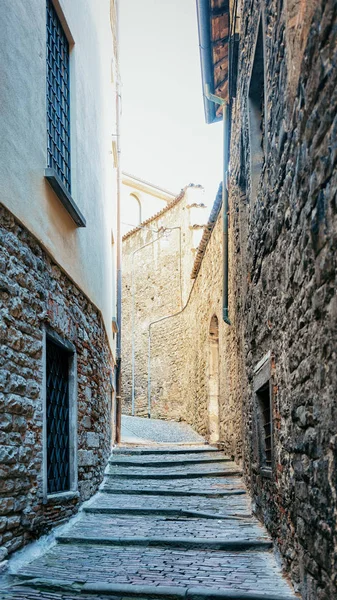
top-left (0, 204), bottom-right (114, 561)
top-left (122, 182), bottom-right (243, 463)
top-left (122, 185), bottom-right (207, 419)
top-left (229, 0), bottom-right (337, 597)
top-left (121, 2), bottom-right (337, 595)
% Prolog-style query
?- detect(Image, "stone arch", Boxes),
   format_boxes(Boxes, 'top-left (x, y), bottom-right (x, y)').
top-left (208, 314), bottom-right (220, 444)
top-left (129, 193), bottom-right (142, 225)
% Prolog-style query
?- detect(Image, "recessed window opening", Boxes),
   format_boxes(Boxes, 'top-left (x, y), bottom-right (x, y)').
top-left (248, 18), bottom-right (265, 202)
top-left (256, 381), bottom-right (272, 468)
top-left (46, 337), bottom-right (71, 494)
top-left (47, 0), bottom-right (71, 192)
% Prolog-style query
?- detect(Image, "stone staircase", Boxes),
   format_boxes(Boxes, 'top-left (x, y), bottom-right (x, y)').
top-left (2, 444), bottom-right (296, 600)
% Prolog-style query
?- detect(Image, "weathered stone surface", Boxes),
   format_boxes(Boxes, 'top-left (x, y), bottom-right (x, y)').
top-left (121, 187), bottom-right (242, 463)
top-left (120, 1), bottom-right (337, 598)
top-left (0, 203), bottom-right (114, 557)
top-left (4, 443), bottom-right (295, 600)
top-left (228, 0), bottom-right (337, 598)
top-left (86, 432), bottom-right (100, 448)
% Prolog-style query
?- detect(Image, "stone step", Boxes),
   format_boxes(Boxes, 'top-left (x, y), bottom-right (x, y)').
top-left (108, 455), bottom-right (231, 467)
top-left (58, 513), bottom-right (269, 543)
top-left (113, 445), bottom-right (218, 455)
top-left (4, 579), bottom-right (297, 600)
top-left (83, 506), bottom-right (252, 520)
top-left (100, 486), bottom-right (246, 497)
top-left (99, 474), bottom-right (245, 496)
top-left (56, 534), bottom-right (273, 551)
top-left (84, 492), bottom-right (252, 518)
top-left (104, 468), bottom-right (242, 479)
top-left (14, 544), bottom-right (295, 598)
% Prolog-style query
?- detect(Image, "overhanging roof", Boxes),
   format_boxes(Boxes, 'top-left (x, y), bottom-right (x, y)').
top-left (196, 0), bottom-right (230, 123)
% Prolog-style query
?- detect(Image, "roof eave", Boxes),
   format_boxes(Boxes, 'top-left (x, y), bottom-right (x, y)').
top-left (196, 0), bottom-right (223, 124)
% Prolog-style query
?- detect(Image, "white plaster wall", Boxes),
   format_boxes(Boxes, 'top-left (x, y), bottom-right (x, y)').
top-left (0, 0), bottom-right (117, 352)
top-left (121, 185), bottom-right (168, 236)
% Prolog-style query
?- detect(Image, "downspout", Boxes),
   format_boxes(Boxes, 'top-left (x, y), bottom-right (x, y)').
top-left (205, 85), bottom-right (231, 325)
top-left (114, 0), bottom-right (122, 444)
top-left (131, 227), bottom-right (182, 416)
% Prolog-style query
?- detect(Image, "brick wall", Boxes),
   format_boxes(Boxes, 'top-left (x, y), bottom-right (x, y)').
top-left (0, 204), bottom-right (113, 560)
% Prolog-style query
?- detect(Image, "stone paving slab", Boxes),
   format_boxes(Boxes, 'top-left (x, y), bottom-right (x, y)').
top-left (100, 476), bottom-right (245, 495)
top-left (56, 514), bottom-right (270, 543)
top-left (121, 416), bottom-right (205, 444)
top-left (105, 462), bottom-right (241, 478)
top-left (0, 584), bottom-right (296, 600)
top-left (0, 588), bottom-right (126, 600)
top-left (84, 492), bottom-right (252, 517)
top-left (109, 452), bottom-right (231, 466)
top-left (2, 437), bottom-right (295, 600)
top-left (14, 544), bottom-right (294, 597)
top-left (114, 445), bottom-right (217, 455)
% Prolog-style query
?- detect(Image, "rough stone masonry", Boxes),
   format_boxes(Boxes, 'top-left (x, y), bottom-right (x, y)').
top-left (229, 0), bottom-right (337, 598)
top-left (0, 204), bottom-right (113, 561)
top-left (120, 1), bottom-right (337, 599)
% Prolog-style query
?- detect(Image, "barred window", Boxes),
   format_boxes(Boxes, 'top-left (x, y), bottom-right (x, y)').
top-left (46, 0), bottom-right (71, 192)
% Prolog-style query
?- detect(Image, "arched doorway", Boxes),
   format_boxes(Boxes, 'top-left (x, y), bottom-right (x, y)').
top-left (208, 315), bottom-right (220, 443)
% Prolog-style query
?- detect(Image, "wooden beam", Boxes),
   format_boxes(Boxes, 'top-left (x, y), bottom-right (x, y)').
top-left (211, 36), bottom-right (229, 49)
top-left (214, 53), bottom-right (229, 70)
top-left (211, 4), bottom-right (229, 18)
top-left (215, 77), bottom-right (229, 95)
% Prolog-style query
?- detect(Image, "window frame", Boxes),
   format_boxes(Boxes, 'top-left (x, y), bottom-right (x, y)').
top-left (253, 352), bottom-right (274, 478)
top-left (42, 327), bottom-right (78, 503)
top-left (247, 12), bottom-right (268, 204)
top-left (44, 0), bottom-right (86, 228)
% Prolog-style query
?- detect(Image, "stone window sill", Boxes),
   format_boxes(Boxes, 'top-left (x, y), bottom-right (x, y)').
top-left (45, 168), bottom-right (86, 227)
top-left (260, 467), bottom-right (272, 479)
top-left (46, 490), bottom-right (80, 504)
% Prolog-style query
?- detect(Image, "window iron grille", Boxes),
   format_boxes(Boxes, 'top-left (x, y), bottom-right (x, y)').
top-left (46, 339), bottom-right (70, 494)
top-left (46, 0), bottom-right (71, 192)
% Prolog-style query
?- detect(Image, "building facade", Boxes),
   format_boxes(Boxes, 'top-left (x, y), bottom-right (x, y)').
top-left (122, 184), bottom-right (207, 419)
top-left (195, 1), bottom-right (337, 598)
top-left (121, 172), bottom-right (177, 237)
top-left (0, 0), bottom-right (119, 560)
top-left (121, 0), bottom-right (336, 597)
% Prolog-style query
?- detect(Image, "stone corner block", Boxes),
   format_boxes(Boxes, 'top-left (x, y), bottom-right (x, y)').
top-left (78, 450), bottom-right (97, 467)
top-left (86, 432), bottom-right (100, 448)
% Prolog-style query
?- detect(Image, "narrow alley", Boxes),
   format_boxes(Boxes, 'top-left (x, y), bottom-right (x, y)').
top-left (1, 0), bottom-right (336, 598)
top-left (1, 419), bottom-right (295, 600)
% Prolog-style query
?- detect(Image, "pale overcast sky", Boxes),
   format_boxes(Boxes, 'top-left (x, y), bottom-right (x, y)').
top-left (119, 0), bottom-right (223, 205)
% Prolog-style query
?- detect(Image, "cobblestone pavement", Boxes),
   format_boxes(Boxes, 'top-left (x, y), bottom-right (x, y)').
top-left (1, 443), bottom-right (296, 600)
top-left (121, 416), bottom-right (205, 444)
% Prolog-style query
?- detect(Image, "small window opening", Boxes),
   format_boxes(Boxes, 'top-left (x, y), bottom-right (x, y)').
top-left (46, 338), bottom-right (71, 494)
top-left (248, 18), bottom-right (265, 202)
top-left (256, 381), bottom-right (272, 469)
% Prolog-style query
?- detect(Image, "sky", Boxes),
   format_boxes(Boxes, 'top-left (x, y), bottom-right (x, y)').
top-left (119, 0), bottom-right (223, 205)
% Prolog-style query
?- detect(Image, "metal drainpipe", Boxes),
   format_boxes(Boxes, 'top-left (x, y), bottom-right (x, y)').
top-left (114, 0), bottom-right (122, 444)
top-left (205, 85), bottom-right (231, 325)
top-left (131, 227), bottom-right (182, 416)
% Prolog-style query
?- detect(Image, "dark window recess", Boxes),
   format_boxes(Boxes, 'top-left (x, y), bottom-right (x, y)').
top-left (46, 339), bottom-right (70, 494)
top-left (256, 382), bottom-right (272, 468)
top-left (248, 18), bottom-right (265, 202)
top-left (47, 0), bottom-right (71, 192)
